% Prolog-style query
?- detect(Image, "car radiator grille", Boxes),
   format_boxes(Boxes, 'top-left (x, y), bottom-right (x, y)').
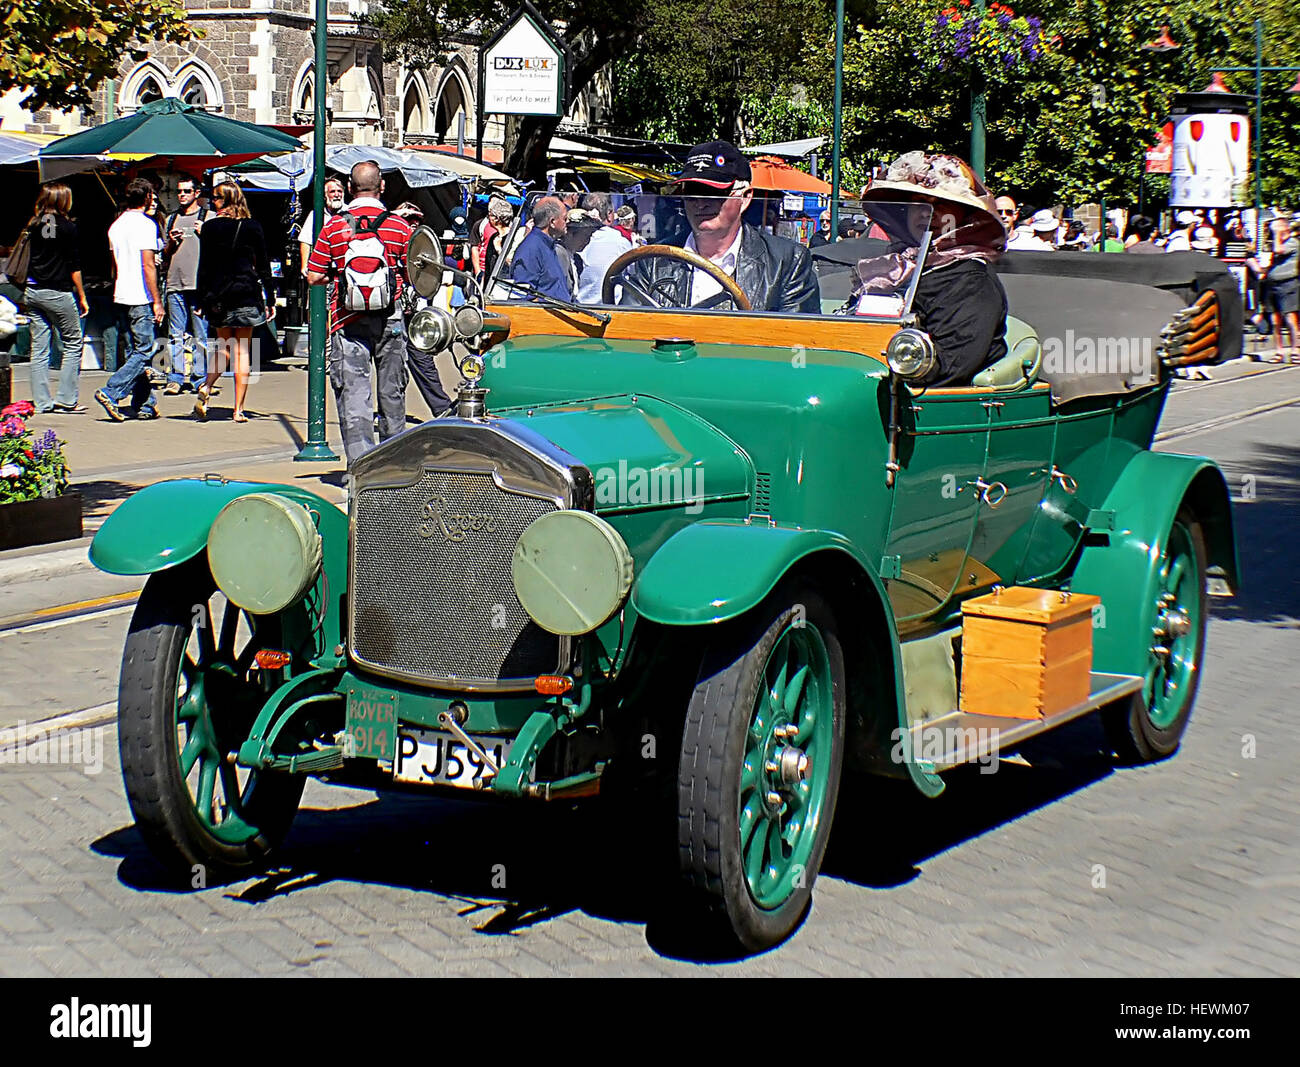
top-left (351, 469), bottom-right (560, 687)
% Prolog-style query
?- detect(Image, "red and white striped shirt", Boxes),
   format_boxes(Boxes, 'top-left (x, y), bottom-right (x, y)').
top-left (307, 197), bottom-right (413, 334)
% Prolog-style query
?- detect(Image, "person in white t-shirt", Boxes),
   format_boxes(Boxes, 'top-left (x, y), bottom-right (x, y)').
top-left (95, 178), bottom-right (164, 421)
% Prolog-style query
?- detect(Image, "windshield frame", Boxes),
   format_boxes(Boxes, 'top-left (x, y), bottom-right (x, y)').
top-left (484, 193), bottom-right (935, 321)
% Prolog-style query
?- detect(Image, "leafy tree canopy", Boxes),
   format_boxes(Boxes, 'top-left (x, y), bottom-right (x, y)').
top-left (0, 0), bottom-right (194, 113)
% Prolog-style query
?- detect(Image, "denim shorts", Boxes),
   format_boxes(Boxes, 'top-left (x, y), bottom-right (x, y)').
top-left (1267, 278), bottom-right (1298, 315)
top-left (213, 305), bottom-right (266, 328)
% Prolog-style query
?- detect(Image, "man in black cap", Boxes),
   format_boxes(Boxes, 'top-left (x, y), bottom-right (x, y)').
top-left (618, 141), bottom-right (820, 313)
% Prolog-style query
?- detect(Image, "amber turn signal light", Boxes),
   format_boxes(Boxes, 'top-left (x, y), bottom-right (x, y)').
top-left (254, 649), bottom-right (292, 669)
top-left (534, 675), bottom-right (573, 696)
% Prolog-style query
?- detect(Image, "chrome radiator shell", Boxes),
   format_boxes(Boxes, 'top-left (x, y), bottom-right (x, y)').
top-left (347, 418), bottom-right (593, 692)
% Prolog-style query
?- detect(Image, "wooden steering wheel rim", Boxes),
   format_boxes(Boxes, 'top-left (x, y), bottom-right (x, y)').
top-left (600, 243), bottom-right (752, 311)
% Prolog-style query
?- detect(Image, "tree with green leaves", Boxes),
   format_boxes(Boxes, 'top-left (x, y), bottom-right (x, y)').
top-left (0, 0), bottom-right (194, 114)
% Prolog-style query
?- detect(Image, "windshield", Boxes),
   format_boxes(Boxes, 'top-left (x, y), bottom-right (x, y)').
top-left (484, 194), bottom-right (934, 319)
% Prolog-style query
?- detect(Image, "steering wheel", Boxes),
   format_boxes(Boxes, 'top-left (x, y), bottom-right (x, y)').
top-left (601, 244), bottom-right (752, 311)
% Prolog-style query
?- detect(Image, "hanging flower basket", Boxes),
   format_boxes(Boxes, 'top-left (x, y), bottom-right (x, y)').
top-left (931, 1), bottom-right (1052, 79)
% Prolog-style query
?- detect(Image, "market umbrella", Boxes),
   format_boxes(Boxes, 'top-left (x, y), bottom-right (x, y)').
top-left (39, 97), bottom-right (302, 177)
top-left (230, 144), bottom-right (460, 192)
top-left (747, 156), bottom-right (831, 194)
top-left (401, 145), bottom-right (521, 188)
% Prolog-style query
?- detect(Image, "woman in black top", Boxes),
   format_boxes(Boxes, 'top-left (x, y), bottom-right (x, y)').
top-left (194, 182), bottom-right (274, 422)
top-left (23, 182), bottom-right (90, 413)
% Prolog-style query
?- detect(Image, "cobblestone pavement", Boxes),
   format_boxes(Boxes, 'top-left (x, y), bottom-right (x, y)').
top-left (0, 373), bottom-right (1296, 976)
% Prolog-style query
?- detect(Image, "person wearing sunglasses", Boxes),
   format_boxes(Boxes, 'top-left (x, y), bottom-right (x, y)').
top-left (620, 140), bottom-right (820, 313)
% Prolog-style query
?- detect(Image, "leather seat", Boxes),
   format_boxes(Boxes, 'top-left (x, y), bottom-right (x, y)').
top-left (970, 314), bottom-right (1042, 390)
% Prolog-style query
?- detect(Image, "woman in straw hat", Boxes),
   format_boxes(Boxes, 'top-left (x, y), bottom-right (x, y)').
top-left (855, 151), bottom-right (1010, 386)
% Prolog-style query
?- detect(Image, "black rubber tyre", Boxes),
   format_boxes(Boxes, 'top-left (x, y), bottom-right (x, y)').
top-left (118, 562), bottom-right (304, 880)
top-left (1103, 513), bottom-right (1208, 763)
top-left (677, 586), bottom-right (845, 953)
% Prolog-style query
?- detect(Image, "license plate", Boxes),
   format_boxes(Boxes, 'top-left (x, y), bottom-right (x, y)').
top-left (394, 728), bottom-right (511, 789)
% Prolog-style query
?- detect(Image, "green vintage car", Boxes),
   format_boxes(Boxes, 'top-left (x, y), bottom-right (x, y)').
top-left (91, 195), bottom-right (1240, 953)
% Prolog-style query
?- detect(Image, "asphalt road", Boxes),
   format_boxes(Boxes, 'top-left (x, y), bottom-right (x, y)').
top-left (1, 365), bottom-right (1297, 976)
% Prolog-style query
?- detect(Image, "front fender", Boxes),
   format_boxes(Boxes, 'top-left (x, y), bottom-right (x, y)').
top-left (1070, 450), bottom-right (1238, 677)
top-left (89, 478), bottom-right (349, 648)
top-left (630, 520), bottom-right (945, 798)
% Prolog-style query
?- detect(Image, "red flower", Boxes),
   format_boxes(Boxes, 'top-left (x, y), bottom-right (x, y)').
top-left (24, 449), bottom-right (34, 459)
top-left (1, 400), bottom-right (35, 418)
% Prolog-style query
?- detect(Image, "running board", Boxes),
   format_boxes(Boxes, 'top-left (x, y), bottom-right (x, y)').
top-left (906, 672), bottom-right (1144, 772)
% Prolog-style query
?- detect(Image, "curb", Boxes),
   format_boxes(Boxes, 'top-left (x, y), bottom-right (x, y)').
top-left (0, 543), bottom-right (94, 584)
top-left (0, 702), bottom-right (117, 753)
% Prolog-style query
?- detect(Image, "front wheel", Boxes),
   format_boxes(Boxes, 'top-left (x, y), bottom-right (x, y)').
top-left (118, 561), bottom-right (305, 880)
top-left (1103, 513), bottom-right (1208, 762)
top-left (677, 588), bottom-right (845, 953)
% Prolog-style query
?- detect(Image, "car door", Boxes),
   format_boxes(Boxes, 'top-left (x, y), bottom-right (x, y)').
top-left (882, 387), bottom-right (990, 627)
top-left (965, 385), bottom-right (1056, 590)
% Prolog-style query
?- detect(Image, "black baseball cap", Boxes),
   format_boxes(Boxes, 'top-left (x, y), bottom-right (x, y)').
top-left (668, 141), bottom-right (752, 191)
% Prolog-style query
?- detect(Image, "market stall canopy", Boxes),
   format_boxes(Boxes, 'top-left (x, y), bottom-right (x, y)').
top-left (401, 146), bottom-right (520, 188)
top-left (743, 137), bottom-right (827, 159)
top-left (748, 156), bottom-right (830, 194)
top-left (232, 144), bottom-right (460, 192)
top-left (0, 130), bottom-right (130, 179)
top-left (39, 97), bottom-right (302, 176)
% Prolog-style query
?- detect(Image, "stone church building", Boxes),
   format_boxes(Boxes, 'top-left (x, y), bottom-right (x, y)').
top-left (1, 0), bottom-right (501, 150)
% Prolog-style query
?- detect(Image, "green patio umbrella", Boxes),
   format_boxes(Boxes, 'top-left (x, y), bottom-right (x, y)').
top-left (39, 97), bottom-right (302, 176)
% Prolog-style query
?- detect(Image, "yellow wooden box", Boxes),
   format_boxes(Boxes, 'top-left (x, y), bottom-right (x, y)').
top-left (959, 587), bottom-right (1102, 719)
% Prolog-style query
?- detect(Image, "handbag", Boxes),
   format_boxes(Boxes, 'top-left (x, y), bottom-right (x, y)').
top-left (3, 222), bottom-right (33, 288)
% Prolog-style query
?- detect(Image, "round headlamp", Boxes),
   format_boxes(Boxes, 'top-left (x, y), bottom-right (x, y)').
top-left (512, 511), bottom-right (634, 636)
top-left (885, 328), bottom-right (937, 381)
top-left (454, 304), bottom-right (485, 338)
top-left (207, 493), bottom-right (322, 615)
top-left (408, 307), bottom-right (454, 352)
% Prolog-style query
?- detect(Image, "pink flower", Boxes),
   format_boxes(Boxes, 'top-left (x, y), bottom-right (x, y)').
top-left (1, 401), bottom-right (34, 418)
top-left (0, 416), bottom-right (26, 437)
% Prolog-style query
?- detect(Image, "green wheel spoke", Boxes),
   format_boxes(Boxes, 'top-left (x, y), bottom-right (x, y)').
top-left (768, 657), bottom-right (789, 712)
top-left (1166, 556), bottom-right (1187, 594)
top-left (740, 757), bottom-right (760, 795)
top-left (739, 795), bottom-right (763, 854)
top-left (761, 821), bottom-right (785, 890)
top-left (179, 727), bottom-right (206, 777)
top-left (783, 663), bottom-right (810, 717)
top-left (219, 763), bottom-right (243, 819)
top-left (745, 814), bottom-right (768, 887)
top-left (179, 654), bottom-right (198, 686)
top-left (195, 758), bottom-right (217, 823)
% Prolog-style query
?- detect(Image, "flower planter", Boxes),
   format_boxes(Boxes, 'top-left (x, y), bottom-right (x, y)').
top-left (0, 491), bottom-right (82, 551)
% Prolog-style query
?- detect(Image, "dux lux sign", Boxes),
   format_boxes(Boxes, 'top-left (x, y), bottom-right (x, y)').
top-left (483, 8), bottom-right (566, 117)
top-left (1170, 92), bottom-right (1251, 208)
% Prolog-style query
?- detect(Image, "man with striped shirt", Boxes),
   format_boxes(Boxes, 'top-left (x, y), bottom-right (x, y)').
top-left (306, 160), bottom-right (413, 465)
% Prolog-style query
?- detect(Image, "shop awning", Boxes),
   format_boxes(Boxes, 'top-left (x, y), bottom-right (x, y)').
top-left (232, 144), bottom-right (460, 192)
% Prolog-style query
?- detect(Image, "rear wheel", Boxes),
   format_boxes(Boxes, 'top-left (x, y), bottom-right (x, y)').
top-left (118, 561), bottom-right (305, 879)
top-left (677, 588), bottom-right (845, 953)
top-left (1103, 513), bottom-right (1208, 762)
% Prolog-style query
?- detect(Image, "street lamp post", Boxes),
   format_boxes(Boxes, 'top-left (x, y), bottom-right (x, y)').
top-left (1208, 17), bottom-right (1300, 252)
top-left (295, 0), bottom-right (338, 463)
top-left (970, 0), bottom-right (986, 179)
top-left (830, 0), bottom-right (844, 235)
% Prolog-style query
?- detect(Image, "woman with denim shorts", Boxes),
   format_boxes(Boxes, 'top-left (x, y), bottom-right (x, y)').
top-left (22, 183), bottom-right (90, 413)
top-left (194, 182), bottom-right (274, 422)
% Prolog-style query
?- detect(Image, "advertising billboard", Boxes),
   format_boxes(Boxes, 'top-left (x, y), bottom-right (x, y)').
top-left (1169, 92), bottom-right (1251, 208)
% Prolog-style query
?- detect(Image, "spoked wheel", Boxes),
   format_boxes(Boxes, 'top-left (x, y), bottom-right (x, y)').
top-left (677, 588), bottom-right (844, 953)
top-left (1104, 512), bottom-right (1208, 762)
top-left (118, 560), bottom-right (305, 879)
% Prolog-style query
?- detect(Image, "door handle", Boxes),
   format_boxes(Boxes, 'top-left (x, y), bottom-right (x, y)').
top-left (1050, 465), bottom-right (1078, 494)
top-left (967, 478), bottom-right (1008, 508)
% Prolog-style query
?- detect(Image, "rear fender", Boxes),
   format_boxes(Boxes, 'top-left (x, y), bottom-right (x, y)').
top-left (632, 520), bottom-right (944, 797)
top-left (1069, 451), bottom-right (1238, 676)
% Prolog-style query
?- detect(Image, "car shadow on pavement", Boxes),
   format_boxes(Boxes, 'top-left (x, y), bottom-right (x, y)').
top-left (824, 715), bottom-right (1117, 890)
top-left (90, 716), bottom-right (1122, 964)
